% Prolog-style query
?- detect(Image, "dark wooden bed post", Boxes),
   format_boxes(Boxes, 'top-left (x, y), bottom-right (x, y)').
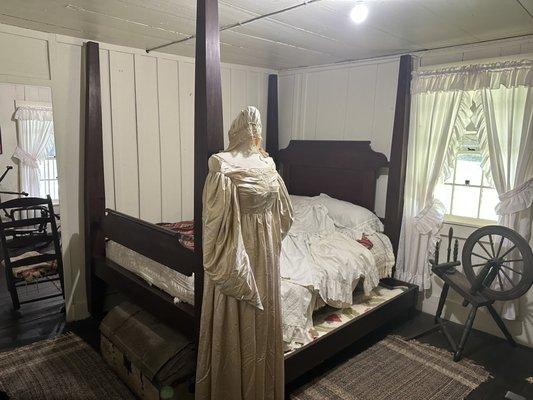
top-left (384, 54), bottom-right (413, 257)
top-left (84, 41), bottom-right (106, 315)
top-left (266, 74), bottom-right (279, 163)
top-left (193, 0), bottom-right (224, 338)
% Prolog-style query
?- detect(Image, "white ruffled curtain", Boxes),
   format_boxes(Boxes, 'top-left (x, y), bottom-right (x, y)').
top-left (13, 105), bottom-right (54, 197)
top-left (395, 90), bottom-right (465, 289)
top-left (396, 58), bottom-right (533, 292)
top-left (476, 85), bottom-right (533, 319)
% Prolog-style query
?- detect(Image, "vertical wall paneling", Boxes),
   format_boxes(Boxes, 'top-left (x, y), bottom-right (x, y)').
top-left (344, 65), bottom-right (377, 140)
top-left (134, 54), bottom-right (162, 223)
top-left (109, 51), bottom-right (139, 217)
top-left (37, 86), bottom-right (52, 102)
top-left (372, 61), bottom-right (400, 157)
top-left (315, 69), bottom-right (349, 139)
top-left (373, 61), bottom-right (400, 217)
top-left (102, 53), bottom-right (271, 222)
top-left (292, 74), bottom-right (304, 140)
top-left (99, 49), bottom-right (115, 210)
top-left (278, 59), bottom-right (400, 217)
top-left (230, 68), bottom-right (247, 119)
top-left (178, 61), bottom-right (195, 220)
top-left (302, 72), bottom-right (320, 139)
top-left (246, 70), bottom-right (260, 109)
top-left (158, 58), bottom-right (182, 222)
top-left (24, 85), bottom-right (40, 101)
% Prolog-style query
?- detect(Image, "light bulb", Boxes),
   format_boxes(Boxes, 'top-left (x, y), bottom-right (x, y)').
top-left (350, 3), bottom-right (369, 24)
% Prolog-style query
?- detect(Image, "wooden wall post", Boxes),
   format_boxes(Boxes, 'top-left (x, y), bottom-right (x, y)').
top-left (193, 0), bottom-right (224, 335)
top-left (84, 41), bottom-right (106, 314)
top-left (385, 54), bottom-right (413, 257)
top-left (266, 74), bottom-right (279, 163)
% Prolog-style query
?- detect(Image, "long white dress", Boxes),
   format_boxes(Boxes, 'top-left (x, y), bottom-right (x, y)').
top-left (196, 154), bottom-right (293, 400)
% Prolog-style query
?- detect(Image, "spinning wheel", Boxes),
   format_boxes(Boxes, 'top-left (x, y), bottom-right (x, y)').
top-left (411, 225), bottom-right (533, 361)
top-left (462, 225), bottom-right (533, 301)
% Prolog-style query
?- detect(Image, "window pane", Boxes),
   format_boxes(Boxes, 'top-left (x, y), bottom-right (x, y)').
top-left (454, 155), bottom-right (482, 186)
top-left (451, 186), bottom-right (480, 218)
top-left (434, 184), bottom-right (452, 213)
top-left (479, 188), bottom-right (499, 221)
top-left (444, 161), bottom-right (455, 184)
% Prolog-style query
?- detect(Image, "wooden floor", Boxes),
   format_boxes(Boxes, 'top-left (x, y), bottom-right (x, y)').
top-left (1, 286), bottom-right (532, 400)
top-left (0, 269), bottom-right (65, 352)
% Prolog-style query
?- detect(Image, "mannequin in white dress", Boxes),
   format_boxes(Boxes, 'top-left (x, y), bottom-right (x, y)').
top-left (196, 106), bottom-right (293, 400)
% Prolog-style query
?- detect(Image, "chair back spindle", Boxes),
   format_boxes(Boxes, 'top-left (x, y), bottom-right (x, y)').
top-left (0, 196), bottom-right (64, 310)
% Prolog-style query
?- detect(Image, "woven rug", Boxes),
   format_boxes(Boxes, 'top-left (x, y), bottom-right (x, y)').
top-left (291, 335), bottom-right (490, 400)
top-left (0, 333), bottom-right (135, 399)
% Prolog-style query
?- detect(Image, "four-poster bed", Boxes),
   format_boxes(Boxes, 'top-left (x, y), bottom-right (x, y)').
top-left (83, 0), bottom-right (417, 385)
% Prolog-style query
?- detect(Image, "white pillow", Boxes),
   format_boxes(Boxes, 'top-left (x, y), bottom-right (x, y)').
top-left (315, 193), bottom-right (383, 234)
top-left (288, 195), bottom-right (334, 235)
top-left (289, 194), bottom-right (316, 208)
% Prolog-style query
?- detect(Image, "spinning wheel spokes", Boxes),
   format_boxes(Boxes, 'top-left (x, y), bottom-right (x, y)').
top-left (495, 235), bottom-right (504, 258)
top-left (501, 264), bottom-right (522, 275)
top-left (471, 252), bottom-right (490, 261)
top-left (478, 241), bottom-right (493, 259)
top-left (499, 245), bottom-right (517, 260)
top-left (462, 225), bottom-right (533, 301)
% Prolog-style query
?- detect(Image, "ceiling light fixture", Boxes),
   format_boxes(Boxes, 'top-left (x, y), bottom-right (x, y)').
top-left (350, 3), bottom-right (369, 24)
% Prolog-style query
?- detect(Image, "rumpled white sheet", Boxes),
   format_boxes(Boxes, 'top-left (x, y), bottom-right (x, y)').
top-left (280, 197), bottom-right (391, 349)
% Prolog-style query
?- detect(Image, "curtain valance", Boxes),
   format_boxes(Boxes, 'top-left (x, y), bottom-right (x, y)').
top-left (412, 59), bottom-right (533, 94)
top-left (14, 105), bottom-right (54, 122)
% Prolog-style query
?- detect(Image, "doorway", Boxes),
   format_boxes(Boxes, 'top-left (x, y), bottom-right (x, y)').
top-left (0, 83), bottom-right (64, 349)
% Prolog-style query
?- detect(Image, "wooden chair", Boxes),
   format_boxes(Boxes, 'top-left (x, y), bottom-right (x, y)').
top-left (0, 196), bottom-right (64, 310)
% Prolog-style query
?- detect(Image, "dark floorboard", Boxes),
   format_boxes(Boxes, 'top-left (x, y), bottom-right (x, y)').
top-left (0, 265), bottom-right (65, 351)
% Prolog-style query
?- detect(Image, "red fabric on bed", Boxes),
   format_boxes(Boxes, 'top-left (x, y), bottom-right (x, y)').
top-left (157, 221), bottom-right (195, 251)
top-left (356, 235), bottom-right (374, 250)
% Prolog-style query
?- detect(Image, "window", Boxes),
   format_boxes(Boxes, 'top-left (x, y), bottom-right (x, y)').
top-left (38, 135), bottom-right (59, 203)
top-left (435, 131), bottom-right (498, 223)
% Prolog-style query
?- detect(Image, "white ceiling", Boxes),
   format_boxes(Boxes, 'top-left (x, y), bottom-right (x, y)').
top-left (1, 0), bottom-right (532, 69)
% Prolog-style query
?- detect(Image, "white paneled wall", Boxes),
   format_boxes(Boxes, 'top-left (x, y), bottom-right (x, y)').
top-left (278, 58), bottom-right (400, 217)
top-left (98, 49), bottom-right (272, 223)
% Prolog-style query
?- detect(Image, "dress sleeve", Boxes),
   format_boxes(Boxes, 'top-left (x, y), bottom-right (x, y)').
top-left (202, 168), bottom-right (263, 310)
top-left (276, 174), bottom-right (294, 240)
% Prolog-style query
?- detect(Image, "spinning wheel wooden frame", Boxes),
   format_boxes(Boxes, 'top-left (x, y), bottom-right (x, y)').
top-left (462, 225), bottom-right (533, 302)
top-left (411, 225), bottom-right (533, 361)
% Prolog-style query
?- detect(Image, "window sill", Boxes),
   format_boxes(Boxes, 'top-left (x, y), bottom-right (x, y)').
top-left (443, 215), bottom-right (497, 229)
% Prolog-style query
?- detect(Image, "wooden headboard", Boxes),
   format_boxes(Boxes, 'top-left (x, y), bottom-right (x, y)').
top-left (277, 140), bottom-right (388, 213)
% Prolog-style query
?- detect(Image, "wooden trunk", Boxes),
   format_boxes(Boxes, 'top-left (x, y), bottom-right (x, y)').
top-left (100, 302), bottom-right (196, 400)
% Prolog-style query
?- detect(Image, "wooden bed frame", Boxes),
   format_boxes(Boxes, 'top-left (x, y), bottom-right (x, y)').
top-left (84, 0), bottom-right (417, 385)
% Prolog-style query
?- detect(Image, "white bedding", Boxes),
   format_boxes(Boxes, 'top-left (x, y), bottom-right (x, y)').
top-left (106, 240), bottom-right (195, 305)
top-left (279, 196), bottom-right (395, 349)
top-left (106, 194), bottom-right (395, 351)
